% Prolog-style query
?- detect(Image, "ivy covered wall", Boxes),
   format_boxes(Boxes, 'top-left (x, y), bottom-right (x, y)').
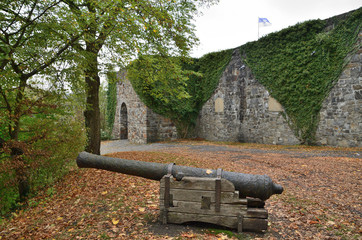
top-left (114, 8), bottom-right (361, 146)
top-left (240, 8), bottom-right (361, 144)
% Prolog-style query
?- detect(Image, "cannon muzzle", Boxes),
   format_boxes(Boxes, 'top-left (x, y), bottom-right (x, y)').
top-left (77, 151), bottom-right (283, 200)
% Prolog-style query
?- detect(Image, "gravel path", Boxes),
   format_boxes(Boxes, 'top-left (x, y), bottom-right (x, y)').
top-left (102, 140), bottom-right (362, 159)
top-left (100, 140), bottom-right (176, 155)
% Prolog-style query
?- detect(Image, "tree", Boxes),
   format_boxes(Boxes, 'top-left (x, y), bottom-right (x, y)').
top-left (128, 55), bottom-right (198, 137)
top-left (0, 0), bottom-right (83, 202)
top-left (127, 49), bottom-right (233, 138)
top-left (62, 0), bottom-right (218, 154)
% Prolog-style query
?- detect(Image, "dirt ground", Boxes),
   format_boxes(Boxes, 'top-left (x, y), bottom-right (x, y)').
top-left (0, 140), bottom-right (361, 239)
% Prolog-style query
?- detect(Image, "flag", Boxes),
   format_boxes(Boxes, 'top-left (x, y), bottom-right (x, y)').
top-left (259, 17), bottom-right (272, 27)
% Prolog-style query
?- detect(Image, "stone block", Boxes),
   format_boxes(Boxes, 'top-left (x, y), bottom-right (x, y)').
top-left (355, 90), bottom-right (362, 100)
top-left (320, 138), bottom-right (328, 145)
top-left (268, 97), bottom-right (283, 112)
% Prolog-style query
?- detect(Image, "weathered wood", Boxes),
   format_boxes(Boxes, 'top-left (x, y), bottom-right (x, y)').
top-left (215, 178), bottom-right (221, 212)
top-left (247, 197), bottom-right (265, 208)
top-left (242, 217), bottom-right (268, 232)
top-left (246, 208), bottom-right (268, 219)
top-left (160, 209), bottom-right (168, 224)
top-left (164, 174), bottom-right (171, 208)
top-left (159, 175), bottom-right (270, 233)
top-left (159, 188), bottom-right (246, 204)
top-left (160, 176), bottom-right (235, 192)
top-left (160, 200), bottom-right (247, 216)
top-left (237, 213), bottom-right (243, 232)
top-left (167, 212), bottom-right (268, 232)
top-left (201, 196), bottom-right (211, 209)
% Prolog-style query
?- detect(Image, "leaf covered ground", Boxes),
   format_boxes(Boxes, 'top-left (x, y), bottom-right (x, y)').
top-left (0, 141), bottom-right (361, 239)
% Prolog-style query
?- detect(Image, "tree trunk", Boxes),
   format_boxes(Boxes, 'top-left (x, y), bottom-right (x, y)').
top-left (10, 77), bottom-right (30, 201)
top-left (15, 159), bottom-right (30, 202)
top-left (84, 53), bottom-right (101, 155)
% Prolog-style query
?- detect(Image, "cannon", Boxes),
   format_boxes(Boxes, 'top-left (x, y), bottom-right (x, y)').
top-left (77, 151), bottom-right (283, 201)
top-left (77, 151), bottom-right (284, 232)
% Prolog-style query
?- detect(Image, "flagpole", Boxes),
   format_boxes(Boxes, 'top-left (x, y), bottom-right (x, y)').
top-left (257, 17), bottom-right (259, 39)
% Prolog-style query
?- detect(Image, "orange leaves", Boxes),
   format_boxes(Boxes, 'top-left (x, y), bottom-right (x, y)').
top-left (180, 232), bottom-right (196, 238)
top-left (0, 141), bottom-right (361, 239)
top-left (308, 220), bottom-right (319, 225)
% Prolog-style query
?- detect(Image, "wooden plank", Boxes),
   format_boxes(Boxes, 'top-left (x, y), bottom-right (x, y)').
top-left (159, 201), bottom-right (267, 218)
top-left (247, 197), bottom-right (265, 208)
top-left (215, 178), bottom-right (221, 212)
top-left (243, 217), bottom-right (268, 232)
top-left (160, 209), bottom-right (167, 224)
top-left (201, 196), bottom-right (211, 210)
top-left (167, 212), bottom-right (268, 232)
top-left (246, 208), bottom-right (268, 219)
top-left (160, 177), bottom-right (235, 192)
top-left (167, 211), bottom-right (236, 229)
top-left (160, 200), bottom-right (247, 216)
top-left (237, 213), bottom-right (243, 232)
top-left (160, 188), bottom-right (246, 204)
top-left (164, 174), bottom-right (171, 208)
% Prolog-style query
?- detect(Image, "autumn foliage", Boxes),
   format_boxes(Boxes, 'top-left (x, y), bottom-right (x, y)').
top-left (0, 141), bottom-right (360, 239)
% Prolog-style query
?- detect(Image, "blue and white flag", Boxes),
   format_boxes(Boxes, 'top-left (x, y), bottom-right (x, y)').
top-left (258, 17), bottom-right (272, 27)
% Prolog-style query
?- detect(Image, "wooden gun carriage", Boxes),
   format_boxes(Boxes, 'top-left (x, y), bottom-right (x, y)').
top-left (77, 152), bottom-right (283, 232)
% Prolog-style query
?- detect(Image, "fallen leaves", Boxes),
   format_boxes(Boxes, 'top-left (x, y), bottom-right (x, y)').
top-left (112, 219), bottom-right (119, 225)
top-left (180, 232), bottom-right (196, 238)
top-left (0, 141), bottom-right (360, 239)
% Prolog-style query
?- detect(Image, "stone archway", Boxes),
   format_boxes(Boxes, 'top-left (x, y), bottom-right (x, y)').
top-left (120, 103), bottom-right (128, 139)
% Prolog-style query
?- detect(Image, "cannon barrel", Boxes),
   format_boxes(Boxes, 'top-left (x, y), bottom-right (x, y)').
top-left (77, 152), bottom-right (283, 200)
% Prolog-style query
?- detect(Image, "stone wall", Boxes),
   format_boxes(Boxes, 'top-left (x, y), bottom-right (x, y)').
top-left (196, 38), bottom-right (361, 147)
top-left (113, 31), bottom-right (361, 147)
top-left (112, 71), bottom-right (148, 144)
top-left (316, 33), bottom-right (362, 147)
top-left (196, 50), bottom-right (300, 145)
top-left (147, 109), bottom-right (178, 142)
top-left (195, 50), bottom-right (243, 141)
top-left (112, 71), bottom-right (177, 143)
top-left (238, 63), bottom-right (300, 145)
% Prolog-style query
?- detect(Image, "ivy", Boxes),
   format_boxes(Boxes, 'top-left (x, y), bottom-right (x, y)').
top-left (126, 8), bottom-right (360, 144)
top-left (128, 49), bottom-right (232, 137)
top-left (106, 71), bottom-right (118, 137)
top-left (240, 8), bottom-right (361, 144)
top-left (190, 49), bottom-right (234, 107)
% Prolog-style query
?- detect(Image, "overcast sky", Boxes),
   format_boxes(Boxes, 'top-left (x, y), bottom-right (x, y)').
top-left (191, 0), bottom-right (361, 58)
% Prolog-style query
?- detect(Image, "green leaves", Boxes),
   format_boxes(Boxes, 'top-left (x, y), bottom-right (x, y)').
top-left (241, 8), bottom-right (361, 144)
top-left (128, 56), bottom-right (192, 116)
top-left (128, 49), bottom-right (232, 137)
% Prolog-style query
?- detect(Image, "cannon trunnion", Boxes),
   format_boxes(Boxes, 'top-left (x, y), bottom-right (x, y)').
top-left (76, 151), bottom-right (283, 232)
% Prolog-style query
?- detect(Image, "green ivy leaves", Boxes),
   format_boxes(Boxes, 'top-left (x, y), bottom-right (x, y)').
top-left (128, 49), bottom-right (232, 137)
top-left (241, 8), bottom-right (361, 144)
top-left (127, 8), bottom-right (361, 144)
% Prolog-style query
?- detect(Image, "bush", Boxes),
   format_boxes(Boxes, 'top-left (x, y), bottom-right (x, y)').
top-left (0, 112), bottom-right (86, 217)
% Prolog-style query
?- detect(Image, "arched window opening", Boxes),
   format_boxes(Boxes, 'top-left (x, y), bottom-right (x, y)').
top-left (120, 103), bottom-right (128, 139)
